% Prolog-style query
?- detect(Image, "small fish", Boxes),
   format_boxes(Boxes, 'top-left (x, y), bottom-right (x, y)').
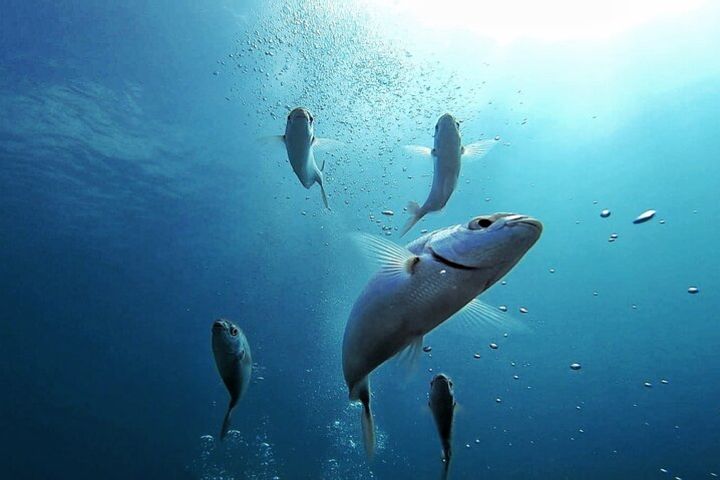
top-left (342, 212), bottom-right (542, 457)
top-left (401, 114), bottom-right (496, 236)
top-left (270, 107), bottom-right (336, 209)
top-left (212, 318), bottom-right (252, 440)
top-left (429, 373), bottom-right (456, 478)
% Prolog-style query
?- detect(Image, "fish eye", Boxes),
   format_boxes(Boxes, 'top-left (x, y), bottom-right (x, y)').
top-left (230, 327), bottom-right (239, 337)
top-left (478, 218), bottom-right (493, 228)
top-left (469, 217), bottom-right (494, 230)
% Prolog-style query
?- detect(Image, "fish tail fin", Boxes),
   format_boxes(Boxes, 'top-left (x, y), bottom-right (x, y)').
top-left (358, 378), bottom-right (376, 459)
top-left (440, 443), bottom-right (452, 480)
top-left (442, 441), bottom-right (452, 465)
top-left (400, 201), bottom-right (423, 237)
top-left (440, 461), bottom-right (450, 480)
top-left (219, 397), bottom-right (237, 441)
top-left (316, 171), bottom-right (330, 209)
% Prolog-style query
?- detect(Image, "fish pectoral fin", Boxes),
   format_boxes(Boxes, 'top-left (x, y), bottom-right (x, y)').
top-left (258, 134), bottom-right (286, 147)
top-left (393, 335), bottom-right (424, 376)
top-left (351, 233), bottom-right (419, 276)
top-left (461, 139), bottom-right (496, 161)
top-left (403, 145), bottom-right (433, 158)
top-left (447, 298), bottom-right (531, 334)
top-left (312, 137), bottom-right (344, 152)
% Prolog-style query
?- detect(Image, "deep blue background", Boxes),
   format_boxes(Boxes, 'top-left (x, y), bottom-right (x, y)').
top-left (1, 1), bottom-right (719, 478)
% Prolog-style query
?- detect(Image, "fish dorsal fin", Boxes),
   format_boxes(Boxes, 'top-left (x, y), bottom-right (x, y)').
top-left (452, 299), bottom-right (531, 333)
top-left (352, 233), bottom-right (420, 276)
top-left (461, 139), bottom-right (496, 161)
top-left (403, 145), bottom-right (433, 158)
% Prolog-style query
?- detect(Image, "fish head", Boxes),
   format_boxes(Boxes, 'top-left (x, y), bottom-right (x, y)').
top-left (212, 318), bottom-right (245, 357)
top-left (427, 213), bottom-right (542, 286)
top-left (430, 373), bottom-right (454, 396)
top-left (434, 113), bottom-right (462, 150)
top-left (286, 107), bottom-right (314, 135)
top-left (435, 113), bottom-right (460, 137)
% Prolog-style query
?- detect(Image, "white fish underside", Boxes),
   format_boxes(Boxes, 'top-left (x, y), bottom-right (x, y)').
top-left (343, 254), bottom-right (486, 397)
top-left (424, 151), bottom-right (460, 212)
top-left (283, 116), bottom-right (329, 208)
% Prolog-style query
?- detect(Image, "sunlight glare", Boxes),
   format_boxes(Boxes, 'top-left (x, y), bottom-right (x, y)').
top-left (364, 0), bottom-right (705, 43)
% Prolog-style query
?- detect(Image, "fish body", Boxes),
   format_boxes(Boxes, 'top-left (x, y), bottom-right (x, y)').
top-left (342, 213), bottom-right (542, 456)
top-left (212, 318), bottom-right (252, 440)
top-left (283, 107), bottom-right (329, 208)
top-left (402, 114), bottom-right (496, 236)
top-left (429, 373), bottom-right (456, 473)
top-left (424, 113), bottom-right (463, 212)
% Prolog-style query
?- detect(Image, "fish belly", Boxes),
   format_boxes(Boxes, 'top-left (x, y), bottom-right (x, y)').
top-left (342, 265), bottom-right (476, 390)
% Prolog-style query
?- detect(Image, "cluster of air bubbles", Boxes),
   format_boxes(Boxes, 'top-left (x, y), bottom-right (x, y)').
top-left (322, 404), bottom-right (399, 479)
top-left (633, 209), bottom-right (656, 224)
top-left (188, 417), bottom-right (282, 480)
top-left (215, 0), bottom-right (522, 222)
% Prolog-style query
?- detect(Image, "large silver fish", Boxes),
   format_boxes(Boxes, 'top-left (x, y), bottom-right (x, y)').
top-left (342, 212), bottom-right (542, 457)
top-left (402, 114), bottom-right (496, 236)
top-left (273, 107), bottom-right (333, 209)
top-left (429, 373), bottom-right (456, 479)
top-left (212, 318), bottom-right (252, 440)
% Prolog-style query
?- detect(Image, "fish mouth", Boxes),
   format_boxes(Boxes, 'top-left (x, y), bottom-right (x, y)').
top-left (430, 247), bottom-right (477, 271)
top-left (212, 320), bottom-right (227, 331)
top-left (288, 108), bottom-right (313, 122)
top-left (506, 215), bottom-right (543, 233)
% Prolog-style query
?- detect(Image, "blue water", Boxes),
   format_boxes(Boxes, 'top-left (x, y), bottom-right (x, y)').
top-left (2, 1), bottom-right (719, 478)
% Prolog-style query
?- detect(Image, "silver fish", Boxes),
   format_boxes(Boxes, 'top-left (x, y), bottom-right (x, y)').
top-left (429, 373), bottom-right (456, 478)
top-left (275, 107), bottom-right (333, 209)
top-left (212, 318), bottom-right (252, 440)
top-left (402, 113), bottom-right (496, 236)
top-left (342, 212), bottom-right (542, 457)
